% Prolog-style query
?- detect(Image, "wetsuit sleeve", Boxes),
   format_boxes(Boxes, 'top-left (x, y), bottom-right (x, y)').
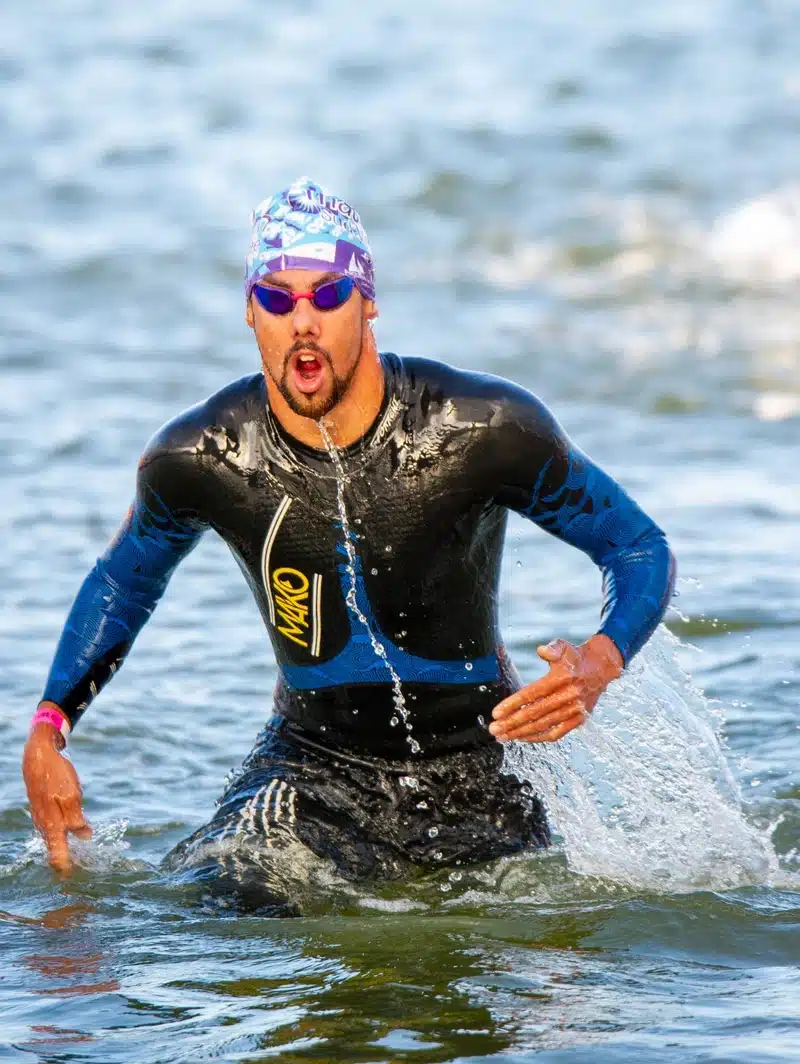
top-left (493, 395), bottom-right (676, 665)
top-left (41, 453), bottom-right (207, 730)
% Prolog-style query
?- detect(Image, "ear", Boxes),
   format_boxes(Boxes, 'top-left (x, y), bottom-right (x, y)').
top-left (245, 300), bottom-right (255, 329)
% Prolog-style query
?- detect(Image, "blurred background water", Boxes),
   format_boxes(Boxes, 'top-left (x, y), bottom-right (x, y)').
top-left (1, 1), bottom-right (799, 1061)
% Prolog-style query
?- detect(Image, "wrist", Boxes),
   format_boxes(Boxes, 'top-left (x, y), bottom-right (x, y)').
top-left (585, 634), bottom-right (624, 680)
top-left (30, 704), bottom-right (71, 747)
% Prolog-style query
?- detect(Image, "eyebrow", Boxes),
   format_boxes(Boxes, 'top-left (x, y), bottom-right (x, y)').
top-left (260, 271), bottom-right (343, 292)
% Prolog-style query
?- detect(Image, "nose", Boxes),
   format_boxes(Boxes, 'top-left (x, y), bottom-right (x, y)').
top-left (291, 297), bottom-right (321, 339)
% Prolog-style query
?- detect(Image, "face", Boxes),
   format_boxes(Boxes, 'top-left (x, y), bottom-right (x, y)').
top-left (246, 269), bottom-right (376, 421)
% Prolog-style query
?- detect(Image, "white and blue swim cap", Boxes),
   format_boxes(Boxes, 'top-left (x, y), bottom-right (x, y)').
top-left (245, 176), bottom-right (375, 302)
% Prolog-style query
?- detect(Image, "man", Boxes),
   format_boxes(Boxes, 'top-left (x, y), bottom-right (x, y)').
top-left (23, 177), bottom-right (675, 907)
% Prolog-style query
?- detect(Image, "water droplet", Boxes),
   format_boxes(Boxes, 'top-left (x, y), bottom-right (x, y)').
top-left (477, 715), bottom-right (485, 726)
top-left (416, 800), bottom-right (429, 810)
top-left (399, 612), bottom-right (406, 618)
top-left (384, 545), bottom-right (392, 553)
top-left (370, 567), bottom-right (378, 576)
top-left (320, 725), bottom-right (327, 732)
top-left (433, 851), bottom-right (443, 861)
top-left (465, 663), bottom-right (473, 671)
top-left (479, 685), bottom-right (488, 692)
top-left (409, 739), bottom-right (421, 754)
top-left (399, 775), bottom-right (418, 789)
top-left (440, 882), bottom-right (451, 893)
top-left (390, 716), bottom-right (399, 727)
top-left (427, 826), bottom-right (439, 838)
top-left (355, 517), bottom-right (362, 524)
top-left (352, 708), bottom-right (359, 715)
top-left (449, 870), bottom-right (462, 883)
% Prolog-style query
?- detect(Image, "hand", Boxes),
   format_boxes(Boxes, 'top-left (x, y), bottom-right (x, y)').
top-left (22, 717), bottom-right (91, 874)
top-left (489, 634), bottom-right (623, 743)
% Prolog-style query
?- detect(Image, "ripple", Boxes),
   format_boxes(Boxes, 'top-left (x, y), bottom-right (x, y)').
top-left (667, 615), bottom-right (800, 638)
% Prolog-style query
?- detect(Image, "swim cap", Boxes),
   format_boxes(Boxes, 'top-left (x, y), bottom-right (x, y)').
top-left (245, 176), bottom-right (375, 302)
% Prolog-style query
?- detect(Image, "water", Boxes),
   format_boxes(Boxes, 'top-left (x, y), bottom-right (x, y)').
top-left (318, 419), bottom-right (419, 754)
top-left (507, 628), bottom-right (787, 894)
top-left (2, 0), bottom-right (800, 1059)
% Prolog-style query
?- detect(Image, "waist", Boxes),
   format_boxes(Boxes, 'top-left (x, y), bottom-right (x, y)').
top-left (274, 679), bottom-right (514, 759)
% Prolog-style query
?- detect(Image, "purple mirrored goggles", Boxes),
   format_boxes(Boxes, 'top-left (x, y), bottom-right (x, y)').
top-left (251, 275), bottom-right (355, 315)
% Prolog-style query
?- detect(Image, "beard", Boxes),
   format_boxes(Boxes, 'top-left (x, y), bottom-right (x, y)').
top-left (271, 337), bottom-right (362, 420)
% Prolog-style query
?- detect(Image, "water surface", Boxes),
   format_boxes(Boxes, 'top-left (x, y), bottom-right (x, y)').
top-left (1, 1), bottom-right (799, 1060)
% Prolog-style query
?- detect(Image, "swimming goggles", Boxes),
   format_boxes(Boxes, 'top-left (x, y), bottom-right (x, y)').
top-left (252, 275), bottom-right (355, 315)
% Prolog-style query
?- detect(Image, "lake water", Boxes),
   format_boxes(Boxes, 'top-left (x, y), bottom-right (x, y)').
top-left (1, 1), bottom-right (798, 1060)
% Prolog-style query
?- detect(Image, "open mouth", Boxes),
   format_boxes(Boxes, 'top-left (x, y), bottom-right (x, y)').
top-left (291, 351), bottom-right (326, 394)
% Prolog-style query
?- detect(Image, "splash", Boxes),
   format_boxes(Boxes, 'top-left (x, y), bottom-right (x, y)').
top-left (504, 627), bottom-right (786, 893)
top-left (15, 818), bottom-right (141, 875)
top-left (318, 420), bottom-right (419, 754)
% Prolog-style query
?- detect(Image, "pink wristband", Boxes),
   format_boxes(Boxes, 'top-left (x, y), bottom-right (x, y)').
top-left (30, 706), bottom-right (71, 740)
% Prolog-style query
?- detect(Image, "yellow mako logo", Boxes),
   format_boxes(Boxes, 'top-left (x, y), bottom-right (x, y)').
top-left (262, 497), bottom-right (323, 657)
top-left (272, 567), bottom-right (311, 648)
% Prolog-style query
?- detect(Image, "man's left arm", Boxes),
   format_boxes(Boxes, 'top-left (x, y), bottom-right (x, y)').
top-left (490, 398), bottom-right (676, 743)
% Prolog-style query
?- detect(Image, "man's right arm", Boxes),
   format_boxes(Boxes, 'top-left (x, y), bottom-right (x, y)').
top-left (23, 450), bottom-right (207, 872)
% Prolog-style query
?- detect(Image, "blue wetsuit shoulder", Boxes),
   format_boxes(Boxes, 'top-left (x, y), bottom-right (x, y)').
top-left (477, 374), bottom-right (675, 663)
top-left (401, 359), bottom-right (675, 662)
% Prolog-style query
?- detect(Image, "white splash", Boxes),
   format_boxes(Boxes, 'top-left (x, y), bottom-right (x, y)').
top-left (709, 185), bottom-right (800, 285)
top-left (16, 818), bottom-right (139, 874)
top-left (504, 627), bottom-right (786, 893)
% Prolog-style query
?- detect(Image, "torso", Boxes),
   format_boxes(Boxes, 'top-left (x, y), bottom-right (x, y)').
top-left (145, 354), bottom-right (528, 756)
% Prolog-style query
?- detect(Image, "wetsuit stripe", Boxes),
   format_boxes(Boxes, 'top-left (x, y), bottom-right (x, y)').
top-left (262, 495), bottom-right (293, 626)
top-left (311, 574), bottom-right (323, 657)
top-left (261, 779), bottom-right (278, 848)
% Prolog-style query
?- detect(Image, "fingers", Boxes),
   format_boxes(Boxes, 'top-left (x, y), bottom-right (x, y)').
top-left (490, 685), bottom-right (578, 737)
top-left (58, 795), bottom-right (92, 841)
top-left (39, 807), bottom-right (71, 875)
top-left (493, 699), bottom-right (586, 741)
top-left (33, 795), bottom-right (90, 875)
top-left (515, 713), bottom-right (587, 744)
top-left (536, 639), bottom-right (571, 664)
top-left (48, 837), bottom-right (72, 875)
top-left (492, 668), bottom-right (573, 720)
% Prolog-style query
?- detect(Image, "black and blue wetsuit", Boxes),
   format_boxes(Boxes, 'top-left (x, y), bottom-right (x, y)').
top-left (42, 355), bottom-right (675, 902)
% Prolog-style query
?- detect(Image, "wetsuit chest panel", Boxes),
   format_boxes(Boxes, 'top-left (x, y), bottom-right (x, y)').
top-left (231, 471), bottom-right (504, 689)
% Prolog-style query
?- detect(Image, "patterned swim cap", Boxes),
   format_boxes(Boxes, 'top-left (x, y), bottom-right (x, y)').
top-left (245, 176), bottom-right (375, 301)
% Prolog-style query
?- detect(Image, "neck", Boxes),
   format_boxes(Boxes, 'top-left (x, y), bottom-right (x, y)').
top-left (265, 333), bottom-right (385, 450)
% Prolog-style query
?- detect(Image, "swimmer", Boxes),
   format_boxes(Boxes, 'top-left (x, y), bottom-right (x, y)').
top-left (22, 177), bottom-right (675, 902)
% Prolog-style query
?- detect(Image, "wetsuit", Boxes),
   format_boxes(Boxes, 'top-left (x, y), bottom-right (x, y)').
top-left (42, 355), bottom-right (675, 904)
